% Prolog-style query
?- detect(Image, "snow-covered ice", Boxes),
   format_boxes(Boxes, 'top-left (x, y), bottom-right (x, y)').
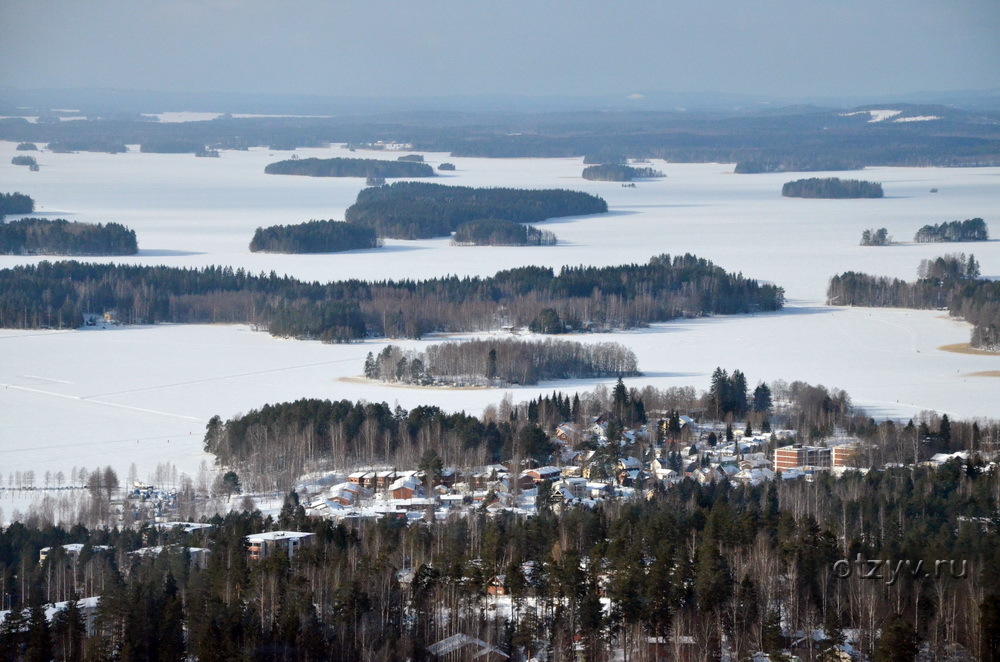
top-left (1, 140), bottom-right (999, 513)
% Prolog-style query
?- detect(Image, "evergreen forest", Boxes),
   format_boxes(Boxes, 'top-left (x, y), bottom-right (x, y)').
top-left (249, 220), bottom-right (381, 254)
top-left (781, 178), bottom-right (884, 199)
top-left (451, 219), bottom-right (556, 246)
top-left (264, 157), bottom-right (434, 178)
top-left (343, 182), bottom-right (607, 239)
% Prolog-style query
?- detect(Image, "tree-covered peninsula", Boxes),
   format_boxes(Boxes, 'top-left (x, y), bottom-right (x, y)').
top-left (249, 220), bottom-right (381, 253)
top-left (344, 181), bottom-right (607, 239)
top-left (0, 254), bottom-right (783, 340)
top-left (0, 218), bottom-right (137, 256)
top-left (781, 177), bottom-right (883, 198)
top-left (264, 157), bottom-right (434, 178)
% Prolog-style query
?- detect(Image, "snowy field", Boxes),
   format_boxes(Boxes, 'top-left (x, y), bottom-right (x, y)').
top-left (1, 140), bottom-right (999, 513)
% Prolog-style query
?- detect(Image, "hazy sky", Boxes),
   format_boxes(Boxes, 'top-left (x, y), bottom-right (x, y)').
top-left (1, 0), bottom-right (998, 101)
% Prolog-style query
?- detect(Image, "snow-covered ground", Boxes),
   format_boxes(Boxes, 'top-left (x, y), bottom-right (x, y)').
top-left (1, 141), bottom-right (999, 519)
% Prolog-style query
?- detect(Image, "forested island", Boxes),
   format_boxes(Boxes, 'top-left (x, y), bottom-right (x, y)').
top-left (581, 164), bottom-right (665, 181)
top-left (364, 338), bottom-right (639, 386)
top-left (139, 140), bottom-right (207, 154)
top-left (264, 157), bottom-right (434, 178)
top-left (15, 142), bottom-right (38, 151)
top-left (827, 253), bottom-right (1000, 349)
top-left (249, 220), bottom-right (381, 253)
top-left (451, 218), bottom-right (556, 246)
top-left (46, 139), bottom-right (128, 154)
top-left (344, 181), bottom-right (607, 239)
top-left (0, 192), bottom-right (35, 215)
top-left (11, 155), bottom-right (37, 167)
top-left (0, 218), bottom-right (138, 256)
top-left (0, 254), bottom-right (783, 340)
top-left (914, 217), bottom-right (989, 242)
top-left (781, 177), bottom-right (884, 198)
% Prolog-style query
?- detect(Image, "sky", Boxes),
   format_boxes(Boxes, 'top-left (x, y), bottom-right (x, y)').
top-left (1, 0), bottom-right (999, 102)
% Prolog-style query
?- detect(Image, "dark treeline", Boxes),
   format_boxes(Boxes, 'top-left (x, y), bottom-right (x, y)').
top-left (344, 181), bottom-right (608, 240)
top-left (0, 254), bottom-right (783, 340)
top-left (46, 139), bottom-right (128, 154)
top-left (365, 337), bottom-right (639, 386)
top-left (581, 164), bottom-right (664, 181)
top-left (11, 155), bottom-right (37, 167)
top-left (264, 157), bottom-right (434, 178)
top-left (827, 253), bottom-right (1000, 349)
top-left (734, 158), bottom-right (863, 173)
top-left (914, 217), bottom-right (989, 242)
top-left (15, 142), bottom-right (38, 151)
top-left (249, 220), bottom-right (381, 254)
top-left (397, 154), bottom-right (424, 162)
top-left (451, 219), bottom-right (556, 246)
top-left (139, 139), bottom-right (208, 154)
top-left (0, 192), bottom-right (35, 215)
top-left (2, 459), bottom-right (999, 660)
top-left (781, 177), bottom-right (884, 199)
top-left (0, 218), bottom-right (138, 256)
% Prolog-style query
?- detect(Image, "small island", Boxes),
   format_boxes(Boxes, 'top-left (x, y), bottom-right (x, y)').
top-left (249, 220), bottom-right (381, 253)
top-left (860, 227), bottom-right (892, 246)
top-left (781, 177), bottom-right (883, 199)
top-left (582, 163), bottom-right (664, 182)
top-left (364, 337), bottom-right (640, 386)
top-left (914, 218), bottom-right (988, 243)
top-left (11, 155), bottom-right (37, 167)
top-left (0, 192), bottom-right (35, 215)
top-left (437, 162), bottom-right (456, 171)
top-left (15, 143), bottom-right (38, 151)
top-left (344, 181), bottom-right (607, 239)
top-left (264, 157), bottom-right (435, 178)
top-left (451, 219), bottom-right (556, 246)
top-left (0, 218), bottom-right (138, 255)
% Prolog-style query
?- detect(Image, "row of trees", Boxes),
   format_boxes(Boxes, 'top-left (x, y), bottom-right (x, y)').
top-left (734, 158), bottom-right (862, 173)
top-left (249, 220), bottom-right (381, 253)
top-left (827, 254), bottom-right (1000, 349)
top-left (581, 164), bottom-right (664, 181)
top-left (781, 177), bottom-right (884, 198)
top-left (344, 182), bottom-right (608, 239)
top-left (0, 219), bottom-right (138, 256)
top-left (364, 338), bottom-right (639, 386)
top-left (0, 192), bottom-right (34, 215)
top-left (451, 219), bottom-right (556, 246)
top-left (264, 157), bottom-right (434, 178)
top-left (914, 217), bottom-right (989, 242)
top-left (0, 254), bottom-right (783, 340)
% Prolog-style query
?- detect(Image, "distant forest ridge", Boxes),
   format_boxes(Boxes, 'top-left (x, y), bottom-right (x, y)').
top-left (264, 157), bottom-right (434, 178)
top-left (1, 105), bottom-right (997, 165)
top-left (0, 218), bottom-right (137, 256)
top-left (827, 253), bottom-right (999, 350)
top-left (0, 254), bottom-right (784, 341)
top-left (249, 220), bottom-right (381, 253)
top-left (344, 182), bottom-right (607, 239)
top-left (781, 177), bottom-right (884, 199)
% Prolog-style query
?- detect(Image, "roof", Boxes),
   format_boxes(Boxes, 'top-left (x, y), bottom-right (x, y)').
top-left (427, 633), bottom-right (509, 659)
top-left (246, 531), bottom-right (314, 543)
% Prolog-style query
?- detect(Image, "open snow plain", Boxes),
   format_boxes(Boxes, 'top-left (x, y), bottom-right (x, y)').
top-left (1, 141), bottom-right (999, 507)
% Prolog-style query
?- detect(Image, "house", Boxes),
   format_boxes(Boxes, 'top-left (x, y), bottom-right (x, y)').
top-left (486, 574), bottom-right (507, 596)
top-left (523, 466), bottom-right (561, 483)
top-left (554, 423), bottom-right (580, 443)
top-left (327, 482), bottom-right (365, 506)
top-left (389, 475), bottom-right (423, 500)
top-left (246, 531), bottom-right (314, 561)
top-left (774, 444), bottom-right (831, 471)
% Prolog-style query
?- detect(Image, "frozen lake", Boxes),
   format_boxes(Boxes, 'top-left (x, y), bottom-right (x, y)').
top-left (1, 141), bottom-right (998, 499)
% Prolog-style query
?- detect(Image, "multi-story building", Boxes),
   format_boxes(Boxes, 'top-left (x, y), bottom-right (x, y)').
top-left (774, 444), bottom-right (832, 471)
